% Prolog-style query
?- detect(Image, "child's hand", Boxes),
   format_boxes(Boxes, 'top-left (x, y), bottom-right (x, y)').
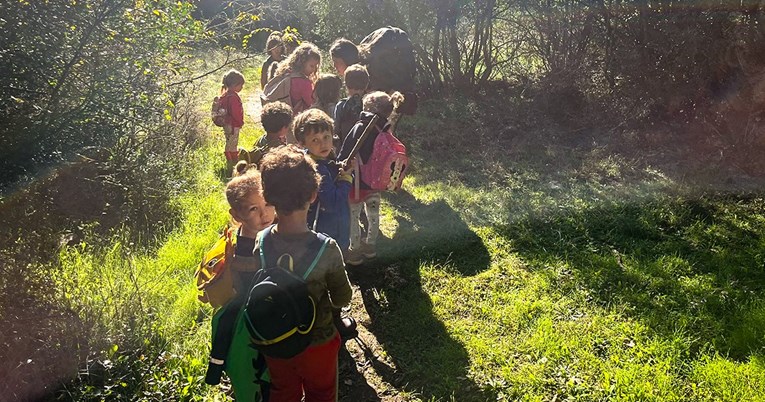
top-left (338, 164), bottom-right (353, 182)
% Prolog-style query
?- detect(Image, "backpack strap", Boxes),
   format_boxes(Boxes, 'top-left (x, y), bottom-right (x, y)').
top-left (258, 225), bottom-right (331, 279)
top-left (302, 233), bottom-right (329, 280)
top-left (257, 225), bottom-right (274, 269)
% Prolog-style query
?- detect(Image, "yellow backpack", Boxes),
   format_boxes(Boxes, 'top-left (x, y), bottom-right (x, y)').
top-left (195, 226), bottom-right (238, 308)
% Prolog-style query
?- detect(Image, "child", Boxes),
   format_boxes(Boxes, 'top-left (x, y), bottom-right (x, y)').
top-left (294, 109), bottom-right (352, 252)
top-left (329, 38), bottom-right (359, 78)
top-left (294, 109), bottom-right (358, 341)
top-left (206, 162), bottom-right (276, 401)
top-left (311, 73), bottom-right (342, 118)
top-left (334, 64), bottom-right (369, 148)
top-left (282, 31), bottom-right (299, 56)
top-left (338, 91), bottom-right (404, 265)
top-left (261, 31), bottom-right (284, 89)
top-left (219, 69), bottom-right (246, 174)
top-left (236, 145), bottom-right (353, 402)
top-left (226, 162), bottom-right (277, 237)
top-left (273, 42), bottom-right (321, 116)
top-left (247, 101), bottom-right (292, 166)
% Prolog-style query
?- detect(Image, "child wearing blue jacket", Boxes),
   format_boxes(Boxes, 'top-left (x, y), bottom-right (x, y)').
top-left (294, 108), bottom-right (353, 251)
top-left (294, 108), bottom-right (358, 340)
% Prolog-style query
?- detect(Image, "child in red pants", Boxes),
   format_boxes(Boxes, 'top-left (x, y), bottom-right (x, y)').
top-left (233, 145), bottom-right (353, 401)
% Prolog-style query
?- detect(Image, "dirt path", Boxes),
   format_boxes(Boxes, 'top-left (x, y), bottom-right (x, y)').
top-left (339, 277), bottom-right (407, 401)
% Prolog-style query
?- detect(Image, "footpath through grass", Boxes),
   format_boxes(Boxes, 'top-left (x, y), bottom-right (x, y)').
top-left (47, 64), bottom-right (765, 401)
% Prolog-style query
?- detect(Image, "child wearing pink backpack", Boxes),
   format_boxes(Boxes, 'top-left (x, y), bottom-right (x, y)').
top-left (337, 91), bottom-right (407, 265)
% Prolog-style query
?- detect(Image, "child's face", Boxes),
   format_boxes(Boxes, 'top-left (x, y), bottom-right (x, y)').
top-left (303, 57), bottom-right (320, 77)
top-left (231, 192), bottom-right (275, 232)
top-left (302, 129), bottom-right (333, 159)
top-left (232, 82), bottom-right (244, 93)
top-left (333, 58), bottom-right (347, 77)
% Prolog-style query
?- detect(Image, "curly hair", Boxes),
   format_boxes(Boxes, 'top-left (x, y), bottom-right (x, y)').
top-left (259, 145), bottom-right (321, 215)
top-left (293, 109), bottom-right (333, 144)
top-left (275, 42), bottom-right (321, 81)
top-left (363, 91), bottom-right (405, 119)
top-left (261, 101), bottom-right (293, 134)
top-left (225, 162), bottom-right (263, 211)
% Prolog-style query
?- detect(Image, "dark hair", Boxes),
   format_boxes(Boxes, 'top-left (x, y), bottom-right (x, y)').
top-left (293, 109), bottom-right (333, 143)
top-left (261, 101), bottom-right (293, 133)
top-left (344, 64), bottom-right (369, 91)
top-left (225, 163), bottom-right (263, 211)
top-left (313, 74), bottom-right (342, 105)
top-left (330, 38), bottom-right (359, 65)
top-left (265, 31), bottom-right (283, 54)
top-left (259, 145), bottom-right (321, 215)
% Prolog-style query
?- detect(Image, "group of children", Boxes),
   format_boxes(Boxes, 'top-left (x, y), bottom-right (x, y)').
top-left (210, 32), bottom-right (406, 402)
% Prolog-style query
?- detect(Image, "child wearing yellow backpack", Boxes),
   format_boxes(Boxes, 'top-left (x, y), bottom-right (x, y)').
top-left (202, 162), bottom-right (276, 401)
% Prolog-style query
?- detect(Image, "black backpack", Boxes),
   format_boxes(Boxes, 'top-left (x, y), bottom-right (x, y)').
top-left (335, 94), bottom-right (363, 146)
top-left (359, 26), bottom-right (418, 115)
top-left (243, 225), bottom-right (330, 359)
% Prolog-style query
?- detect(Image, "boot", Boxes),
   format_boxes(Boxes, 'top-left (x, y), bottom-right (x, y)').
top-left (332, 308), bottom-right (358, 341)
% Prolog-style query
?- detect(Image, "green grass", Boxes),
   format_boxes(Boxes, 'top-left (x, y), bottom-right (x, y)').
top-left (349, 96), bottom-right (765, 400)
top-left (46, 63), bottom-right (765, 401)
top-left (50, 57), bottom-right (269, 400)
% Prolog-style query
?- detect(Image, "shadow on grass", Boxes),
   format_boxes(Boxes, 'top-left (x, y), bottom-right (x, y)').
top-left (498, 193), bottom-right (765, 360)
top-left (346, 190), bottom-right (495, 402)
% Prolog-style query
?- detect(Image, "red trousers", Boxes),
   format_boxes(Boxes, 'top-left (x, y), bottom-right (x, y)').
top-left (265, 333), bottom-right (341, 402)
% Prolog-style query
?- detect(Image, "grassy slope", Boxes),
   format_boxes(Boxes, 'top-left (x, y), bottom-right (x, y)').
top-left (51, 61), bottom-right (266, 401)
top-left (50, 64), bottom-right (765, 401)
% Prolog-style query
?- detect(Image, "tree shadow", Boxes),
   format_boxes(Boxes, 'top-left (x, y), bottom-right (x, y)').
top-left (346, 189), bottom-right (495, 401)
top-left (498, 193), bottom-right (765, 361)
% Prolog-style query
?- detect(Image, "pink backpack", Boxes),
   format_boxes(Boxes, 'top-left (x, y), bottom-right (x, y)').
top-left (359, 131), bottom-right (409, 191)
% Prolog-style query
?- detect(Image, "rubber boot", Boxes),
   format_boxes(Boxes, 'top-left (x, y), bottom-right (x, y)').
top-left (332, 308), bottom-right (358, 341)
top-left (225, 152), bottom-right (237, 177)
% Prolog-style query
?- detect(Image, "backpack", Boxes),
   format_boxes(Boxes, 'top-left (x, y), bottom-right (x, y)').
top-left (211, 94), bottom-right (231, 127)
top-left (359, 129), bottom-right (409, 191)
top-left (359, 26), bottom-right (418, 115)
top-left (335, 95), bottom-right (363, 145)
top-left (243, 225), bottom-right (330, 359)
top-left (260, 71), bottom-right (303, 108)
top-left (238, 146), bottom-right (265, 166)
top-left (195, 226), bottom-right (237, 308)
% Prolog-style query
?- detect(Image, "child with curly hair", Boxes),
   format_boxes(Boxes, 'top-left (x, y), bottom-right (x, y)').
top-left (273, 42), bottom-right (321, 115)
top-left (237, 145), bottom-right (353, 402)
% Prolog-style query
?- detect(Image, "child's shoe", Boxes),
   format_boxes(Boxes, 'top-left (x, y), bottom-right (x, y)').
top-left (338, 317), bottom-right (358, 341)
top-left (345, 248), bottom-right (364, 266)
top-left (332, 308), bottom-right (358, 341)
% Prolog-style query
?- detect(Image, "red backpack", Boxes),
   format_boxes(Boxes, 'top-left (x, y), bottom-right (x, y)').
top-left (359, 130), bottom-right (409, 191)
